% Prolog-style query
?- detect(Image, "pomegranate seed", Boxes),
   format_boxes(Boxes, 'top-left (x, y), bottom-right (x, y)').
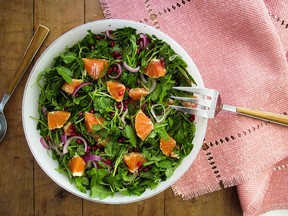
top-left (118, 90), bottom-right (124, 96)
top-left (98, 145), bottom-right (104, 151)
top-left (144, 167), bottom-right (149, 172)
top-left (189, 115), bottom-right (195, 122)
top-left (46, 136), bottom-right (50, 141)
top-left (91, 145), bottom-right (97, 150)
top-left (77, 139), bottom-right (82, 144)
top-left (136, 161), bottom-right (143, 167)
top-left (90, 45), bottom-right (95, 50)
top-left (106, 159), bottom-right (112, 165)
top-left (90, 109), bottom-right (95, 114)
top-left (78, 111), bottom-right (83, 116)
top-left (95, 35), bottom-right (102, 40)
top-left (110, 41), bottom-right (115, 47)
top-left (70, 132), bottom-right (77, 136)
top-left (108, 30), bottom-right (113, 34)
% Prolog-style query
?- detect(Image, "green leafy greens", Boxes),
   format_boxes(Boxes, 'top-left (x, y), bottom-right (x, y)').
top-left (37, 27), bottom-right (196, 199)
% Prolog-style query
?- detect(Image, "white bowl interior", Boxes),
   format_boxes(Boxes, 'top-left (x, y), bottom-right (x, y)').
top-left (22, 19), bottom-right (207, 204)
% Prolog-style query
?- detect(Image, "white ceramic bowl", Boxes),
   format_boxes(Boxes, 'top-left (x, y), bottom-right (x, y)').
top-left (22, 19), bottom-right (207, 204)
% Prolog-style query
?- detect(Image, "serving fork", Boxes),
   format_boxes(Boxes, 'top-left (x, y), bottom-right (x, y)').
top-left (170, 87), bottom-right (288, 126)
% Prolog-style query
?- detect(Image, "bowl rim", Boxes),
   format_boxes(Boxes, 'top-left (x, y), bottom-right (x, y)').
top-left (22, 19), bottom-right (207, 204)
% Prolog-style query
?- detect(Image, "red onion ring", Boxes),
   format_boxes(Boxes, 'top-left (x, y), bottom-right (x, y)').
top-left (139, 33), bottom-right (148, 49)
top-left (151, 104), bottom-right (166, 123)
top-left (40, 137), bottom-right (50, 149)
top-left (41, 107), bottom-right (47, 116)
top-left (123, 62), bottom-right (140, 73)
top-left (83, 154), bottom-right (102, 163)
top-left (140, 73), bottom-right (147, 84)
top-left (108, 63), bottom-right (122, 79)
top-left (63, 136), bottom-right (88, 154)
top-left (105, 30), bottom-right (117, 40)
top-left (71, 82), bottom-right (93, 97)
top-left (60, 134), bottom-right (67, 143)
top-left (148, 79), bottom-right (157, 93)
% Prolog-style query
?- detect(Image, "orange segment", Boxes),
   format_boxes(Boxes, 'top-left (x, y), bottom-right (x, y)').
top-left (123, 152), bottom-right (146, 173)
top-left (82, 58), bottom-right (108, 80)
top-left (128, 88), bottom-right (149, 101)
top-left (84, 112), bottom-right (105, 133)
top-left (145, 58), bottom-right (166, 78)
top-left (160, 135), bottom-right (176, 157)
top-left (107, 80), bottom-right (126, 102)
top-left (62, 79), bottom-right (84, 94)
top-left (47, 111), bottom-right (71, 130)
top-left (68, 155), bottom-right (86, 177)
top-left (63, 122), bottom-right (73, 136)
top-left (135, 110), bottom-right (154, 141)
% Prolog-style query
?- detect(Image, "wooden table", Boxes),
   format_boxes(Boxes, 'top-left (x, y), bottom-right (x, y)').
top-left (0, 1), bottom-right (243, 215)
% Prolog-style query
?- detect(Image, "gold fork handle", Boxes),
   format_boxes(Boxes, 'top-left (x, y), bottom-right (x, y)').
top-left (236, 107), bottom-right (288, 126)
top-left (7, 25), bottom-right (50, 96)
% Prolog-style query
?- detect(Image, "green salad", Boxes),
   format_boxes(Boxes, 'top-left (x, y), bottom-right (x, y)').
top-left (37, 27), bottom-right (196, 199)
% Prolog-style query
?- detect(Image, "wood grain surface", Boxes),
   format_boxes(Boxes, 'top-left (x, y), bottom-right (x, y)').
top-left (0, 1), bottom-right (243, 215)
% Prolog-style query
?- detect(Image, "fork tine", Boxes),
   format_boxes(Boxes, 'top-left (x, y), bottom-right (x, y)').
top-left (172, 86), bottom-right (217, 97)
top-left (169, 105), bottom-right (210, 118)
top-left (170, 96), bottom-right (212, 107)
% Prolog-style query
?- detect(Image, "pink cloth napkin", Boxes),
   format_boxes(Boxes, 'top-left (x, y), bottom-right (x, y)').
top-left (99, 0), bottom-right (288, 215)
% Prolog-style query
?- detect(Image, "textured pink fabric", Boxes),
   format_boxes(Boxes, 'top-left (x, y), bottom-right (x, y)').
top-left (99, 1), bottom-right (288, 215)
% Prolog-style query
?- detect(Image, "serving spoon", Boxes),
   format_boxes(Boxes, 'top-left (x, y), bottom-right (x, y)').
top-left (0, 25), bottom-right (50, 142)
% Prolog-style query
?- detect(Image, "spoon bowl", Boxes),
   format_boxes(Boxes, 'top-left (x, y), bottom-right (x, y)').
top-left (0, 25), bottom-right (49, 142)
top-left (0, 111), bottom-right (7, 142)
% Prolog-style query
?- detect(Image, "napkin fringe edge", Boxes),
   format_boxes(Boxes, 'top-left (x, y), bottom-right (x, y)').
top-left (171, 184), bottom-right (221, 200)
top-left (99, 0), bottom-right (112, 19)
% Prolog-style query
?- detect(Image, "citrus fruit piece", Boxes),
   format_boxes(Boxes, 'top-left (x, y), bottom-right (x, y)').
top-left (123, 152), bottom-right (146, 173)
top-left (128, 88), bottom-right (149, 101)
top-left (160, 135), bottom-right (176, 157)
top-left (68, 155), bottom-right (86, 177)
top-left (62, 79), bottom-right (84, 94)
top-left (63, 121), bottom-right (74, 136)
top-left (145, 58), bottom-right (166, 78)
top-left (107, 80), bottom-right (126, 102)
top-left (135, 110), bottom-right (154, 141)
top-left (82, 58), bottom-right (108, 80)
top-left (84, 112), bottom-right (105, 133)
top-left (47, 111), bottom-right (71, 130)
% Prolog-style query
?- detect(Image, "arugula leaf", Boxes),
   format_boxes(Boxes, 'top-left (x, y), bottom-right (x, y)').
top-left (90, 184), bottom-right (114, 199)
top-left (60, 52), bottom-right (77, 64)
top-left (56, 66), bottom-right (73, 83)
top-left (123, 125), bottom-right (137, 147)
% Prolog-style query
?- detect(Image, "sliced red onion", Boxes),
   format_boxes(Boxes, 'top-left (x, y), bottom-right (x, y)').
top-left (51, 145), bottom-right (64, 156)
top-left (123, 62), bottom-right (140, 73)
top-left (151, 104), bottom-right (166, 123)
top-left (140, 33), bottom-right (148, 49)
top-left (40, 137), bottom-right (50, 149)
top-left (92, 161), bottom-right (97, 168)
top-left (63, 136), bottom-right (88, 154)
top-left (116, 101), bottom-right (124, 115)
top-left (148, 79), bottom-right (157, 93)
top-left (140, 73), bottom-right (147, 84)
top-left (105, 30), bottom-right (117, 40)
top-left (83, 154), bottom-right (102, 163)
top-left (108, 63), bottom-right (122, 79)
top-left (61, 134), bottom-right (67, 143)
top-left (71, 82), bottom-right (93, 97)
top-left (41, 107), bottom-right (47, 116)
top-left (120, 109), bottom-right (128, 126)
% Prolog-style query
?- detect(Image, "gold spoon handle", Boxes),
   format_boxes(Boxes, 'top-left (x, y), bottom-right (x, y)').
top-left (6, 25), bottom-right (50, 96)
top-left (236, 107), bottom-right (288, 126)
